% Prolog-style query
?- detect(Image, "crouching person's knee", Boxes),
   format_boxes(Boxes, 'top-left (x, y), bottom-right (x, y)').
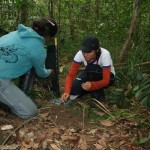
top-left (24, 107), bottom-right (38, 119)
top-left (12, 103), bottom-right (38, 119)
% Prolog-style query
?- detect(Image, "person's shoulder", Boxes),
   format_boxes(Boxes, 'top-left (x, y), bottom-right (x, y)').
top-left (75, 50), bottom-right (82, 56)
top-left (74, 50), bottom-right (84, 62)
top-left (101, 47), bottom-right (110, 55)
top-left (77, 50), bottom-right (82, 54)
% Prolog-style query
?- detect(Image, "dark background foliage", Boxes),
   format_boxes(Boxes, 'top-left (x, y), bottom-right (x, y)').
top-left (0, 0), bottom-right (149, 62)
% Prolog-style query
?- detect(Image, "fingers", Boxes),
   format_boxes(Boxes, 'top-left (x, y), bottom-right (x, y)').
top-left (50, 69), bottom-right (55, 76)
top-left (82, 82), bottom-right (91, 91)
top-left (61, 93), bottom-right (69, 103)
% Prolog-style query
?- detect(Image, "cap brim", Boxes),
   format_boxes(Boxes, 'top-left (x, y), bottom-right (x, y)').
top-left (80, 46), bottom-right (91, 53)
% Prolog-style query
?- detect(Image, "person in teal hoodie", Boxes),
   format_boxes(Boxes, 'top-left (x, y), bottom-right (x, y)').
top-left (0, 18), bottom-right (58, 119)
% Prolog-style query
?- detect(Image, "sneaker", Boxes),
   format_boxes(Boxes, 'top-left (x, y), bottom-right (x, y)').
top-left (64, 99), bottom-right (72, 105)
top-left (49, 98), bottom-right (73, 106)
top-left (50, 98), bottom-right (61, 105)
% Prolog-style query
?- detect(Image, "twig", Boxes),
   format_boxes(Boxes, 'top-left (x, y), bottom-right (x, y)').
top-left (91, 98), bottom-right (114, 118)
top-left (0, 115), bottom-right (38, 146)
top-left (77, 101), bottom-right (88, 129)
top-left (38, 106), bottom-right (52, 111)
top-left (92, 101), bottom-right (114, 118)
top-left (82, 108), bottom-right (85, 129)
top-left (0, 105), bottom-right (57, 146)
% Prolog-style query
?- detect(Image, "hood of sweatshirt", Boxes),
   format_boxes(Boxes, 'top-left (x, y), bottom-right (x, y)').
top-left (17, 24), bottom-right (44, 41)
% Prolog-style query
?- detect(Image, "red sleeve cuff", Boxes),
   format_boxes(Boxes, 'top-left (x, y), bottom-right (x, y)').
top-left (90, 67), bottom-right (111, 91)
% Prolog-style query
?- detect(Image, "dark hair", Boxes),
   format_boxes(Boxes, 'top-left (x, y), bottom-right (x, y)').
top-left (32, 18), bottom-right (58, 37)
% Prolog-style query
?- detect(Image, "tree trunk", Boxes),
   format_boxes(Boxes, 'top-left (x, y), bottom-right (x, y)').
top-left (68, 2), bottom-right (75, 40)
top-left (20, 1), bottom-right (28, 25)
top-left (48, 0), bottom-right (54, 19)
top-left (119, 0), bottom-right (139, 63)
top-left (95, 0), bottom-right (100, 21)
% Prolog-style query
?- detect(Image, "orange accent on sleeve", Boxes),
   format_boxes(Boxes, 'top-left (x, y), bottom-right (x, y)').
top-left (90, 67), bottom-right (111, 91)
top-left (64, 62), bottom-right (80, 94)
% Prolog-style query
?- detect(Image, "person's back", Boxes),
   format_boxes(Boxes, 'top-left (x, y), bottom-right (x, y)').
top-left (0, 18), bottom-right (58, 119)
top-left (0, 24), bottom-right (48, 79)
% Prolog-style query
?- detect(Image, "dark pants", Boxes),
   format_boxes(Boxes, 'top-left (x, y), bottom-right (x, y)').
top-left (18, 68), bottom-right (60, 97)
top-left (18, 68), bottom-right (35, 93)
top-left (70, 64), bottom-right (115, 100)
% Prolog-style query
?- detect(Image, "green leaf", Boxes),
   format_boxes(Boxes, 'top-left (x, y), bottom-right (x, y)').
top-left (133, 86), bottom-right (139, 92)
top-left (140, 84), bottom-right (150, 91)
top-left (136, 72), bottom-right (143, 81)
top-left (140, 78), bottom-right (150, 87)
top-left (135, 89), bottom-right (143, 100)
top-left (136, 136), bottom-right (150, 145)
top-left (140, 96), bottom-right (149, 107)
top-left (135, 84), bottom-right (150, 100)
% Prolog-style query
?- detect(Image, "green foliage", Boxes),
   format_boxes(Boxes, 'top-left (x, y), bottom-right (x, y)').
top-left (133, 77), bottom-right (150, 107)
top-left (87, 108), bottom-right (102, 124)
top-left (134, 135), bottom-right (150, 145)
top-left (1, 0), bottom-right (149, 63)
top-left (86, 107), bottom-right (112, 125)
top-left (112, 108), bottom-right (139, 119)
top-left (108, 88), bottom-right (131, 108)
top-left (111, 65), bottom-right (150, 108)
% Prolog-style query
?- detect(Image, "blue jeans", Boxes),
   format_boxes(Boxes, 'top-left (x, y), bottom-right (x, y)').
top-left (0, 78), bottom-right (38, 119)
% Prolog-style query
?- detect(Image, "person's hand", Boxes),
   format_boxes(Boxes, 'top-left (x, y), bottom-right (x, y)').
top-left (50, 69), bottom-right (55, 76)
top-left (82, 82), bottom-right (92, 91)
top-left (61, 93), bottom-right (70, 103)
top-left (42, 69), bottom-right (55, 88)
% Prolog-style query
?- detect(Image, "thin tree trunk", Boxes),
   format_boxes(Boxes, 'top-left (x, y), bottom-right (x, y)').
top-left (68, 2), bottom-right (75, 40)
top-left (119, 0), bottom-right (139, 63)
top-left (48, 0), bottom-right (54, 19)
top-left (0, 0), bottom-right (2, 25)
top-left (95, 0), bottom-right (100, 21)
top-left (20, 1), bottom-right (28, 25)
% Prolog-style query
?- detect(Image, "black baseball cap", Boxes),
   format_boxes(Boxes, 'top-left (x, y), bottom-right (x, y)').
top-left (80, 35), bottom-right (100, 53)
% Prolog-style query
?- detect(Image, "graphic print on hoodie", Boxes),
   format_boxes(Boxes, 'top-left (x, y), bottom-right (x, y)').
top-left (0, 44), bottom-right (29, 63)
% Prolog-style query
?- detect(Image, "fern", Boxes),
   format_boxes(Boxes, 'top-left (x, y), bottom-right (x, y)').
top-left (134, 77), bottom-right (150, 107)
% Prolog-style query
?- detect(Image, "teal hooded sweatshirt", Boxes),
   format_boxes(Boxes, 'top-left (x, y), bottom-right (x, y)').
top-left (0, 24), bottom-right (50, 79)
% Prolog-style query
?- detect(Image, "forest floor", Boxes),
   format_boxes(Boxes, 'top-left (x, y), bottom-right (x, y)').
top-left (0, 77), bottom-right (150, 150)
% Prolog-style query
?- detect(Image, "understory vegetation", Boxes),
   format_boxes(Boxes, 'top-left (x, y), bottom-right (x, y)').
top-left (0, 0), bottom-right (150, 149)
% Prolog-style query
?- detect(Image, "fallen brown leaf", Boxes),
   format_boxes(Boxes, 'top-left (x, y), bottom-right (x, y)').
top-left (98, 137), bottom-right (107, 148)
top-left (78, 134), bottom-right (87, 150)
top-left (100, 120), bottom-right (114, 127)
top-left (61, 135), bottom-right (78, 141)
top-left (50, 143), bottom-right (61, 150)
top-left (94, 143), bottom-right (103, 150)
